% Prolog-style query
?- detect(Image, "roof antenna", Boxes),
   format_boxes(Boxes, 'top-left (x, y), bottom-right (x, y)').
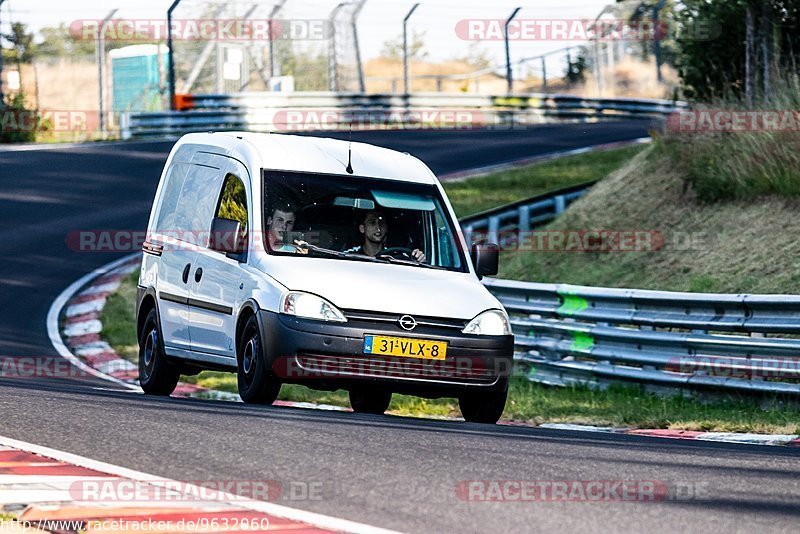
top-left (345, 122), bottom-right (354, 174)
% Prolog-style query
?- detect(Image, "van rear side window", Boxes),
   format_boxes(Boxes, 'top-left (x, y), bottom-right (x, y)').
top-left (155, 163), bottom-right (222, 246)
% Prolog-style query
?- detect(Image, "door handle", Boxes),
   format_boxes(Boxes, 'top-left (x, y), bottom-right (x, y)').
top-left (194, 267), bottom-right (203, 283)
top-left (182, 263), bottom-right (191, 284)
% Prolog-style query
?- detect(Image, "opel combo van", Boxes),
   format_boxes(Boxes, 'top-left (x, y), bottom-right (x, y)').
top-left (136, 132), bottom-right (514, 423)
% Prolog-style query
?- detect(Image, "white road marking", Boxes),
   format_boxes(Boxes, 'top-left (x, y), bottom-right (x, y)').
top-left (0, 435), bottom-right (401, 534)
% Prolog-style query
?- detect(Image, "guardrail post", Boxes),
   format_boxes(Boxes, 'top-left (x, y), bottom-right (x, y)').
top-left (518, 205), bottom-right (531, 232)
top-left (463, 224), bottom-right (474, 247)
top-left (554, 195), bottom-right (566, 214)
top-left (488, 216), bottom-right (500, 244)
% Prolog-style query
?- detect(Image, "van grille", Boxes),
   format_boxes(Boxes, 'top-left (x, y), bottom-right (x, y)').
top-left (342, 309), bottom-right (467, 332)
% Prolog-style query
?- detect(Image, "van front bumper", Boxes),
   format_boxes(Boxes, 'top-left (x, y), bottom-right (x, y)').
top-left (258, 310), bottom-right (514, 396)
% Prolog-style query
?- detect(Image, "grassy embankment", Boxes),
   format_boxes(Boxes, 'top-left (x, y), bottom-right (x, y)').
top-left (100, 141), bottom-right (800, 433)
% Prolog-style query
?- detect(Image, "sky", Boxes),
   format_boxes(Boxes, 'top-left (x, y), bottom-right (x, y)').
top-left (2, 0), bottom-right (614, 70)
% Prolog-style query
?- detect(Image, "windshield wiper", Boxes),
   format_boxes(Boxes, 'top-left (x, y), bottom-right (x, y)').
top-left (376, 254), bottom-right (447, 270)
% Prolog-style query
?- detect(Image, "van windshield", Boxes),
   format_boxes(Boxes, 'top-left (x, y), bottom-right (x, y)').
top-left (263, 170), bottom-right (467, 272)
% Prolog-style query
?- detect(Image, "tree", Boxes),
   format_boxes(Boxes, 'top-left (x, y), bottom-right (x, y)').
top-left (37, 24), bottom-right (96, 58)
top-left (675, 0), bottom-right (800, 103)
top-left (380, 30), bottom-right (427, 61)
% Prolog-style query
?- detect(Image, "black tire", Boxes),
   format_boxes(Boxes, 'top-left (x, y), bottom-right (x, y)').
top-left (138, 308), bottom-right (180, 395)
top-left (349, 386), bottom-right (392, 415)
top-left (237, 315), bottom-right (281, 404)
top-left (459, 386), bottom-right (508, 424)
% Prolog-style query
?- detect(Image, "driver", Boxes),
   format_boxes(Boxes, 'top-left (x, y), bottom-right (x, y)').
top-left (345, 210), bottom-right (426, 262)
top-left (267, 199), bottom-right (306, 253)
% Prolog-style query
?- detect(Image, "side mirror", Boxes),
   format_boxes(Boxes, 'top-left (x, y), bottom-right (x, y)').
top-left (210, 217), bottom-right (245, 256)
top-left (471, 242), bottom-right (499, 277)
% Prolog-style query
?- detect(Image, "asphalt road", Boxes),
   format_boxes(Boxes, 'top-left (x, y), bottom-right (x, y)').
top-left (2, 122), bottom-right (798, 533)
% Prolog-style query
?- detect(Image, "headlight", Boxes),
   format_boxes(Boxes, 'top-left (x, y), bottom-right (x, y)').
top-left (281, 291), bottom-right (347, 322)
top-left (462, 309), bottom-right (511, 335)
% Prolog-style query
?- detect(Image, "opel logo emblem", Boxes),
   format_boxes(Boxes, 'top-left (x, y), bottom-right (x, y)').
top-left (399, 315), bottom-right (417, 331)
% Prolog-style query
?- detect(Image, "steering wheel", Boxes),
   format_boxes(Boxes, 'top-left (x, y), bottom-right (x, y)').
top-left (379, 247), bottom-right (415, 260)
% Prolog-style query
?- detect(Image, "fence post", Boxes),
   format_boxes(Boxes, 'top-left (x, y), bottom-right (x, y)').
top-left (541, 56), bottom-right (547, 93)
top-left (97, 9), bottom-right (118, 136)
top-left (554, 195), bottom-right (566, 214)
top-left (402, 3), bottom-right (420, 95)
top-left (167, 0), bottom-right (182, 110)
top-left (505, 7), bottom-right (521, 94)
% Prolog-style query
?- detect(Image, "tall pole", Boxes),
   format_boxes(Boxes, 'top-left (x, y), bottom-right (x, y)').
top-left (98, 8), bottom-right (118, 136)
top-left (0, 0), bottom-right (6, 108)
top-left (351, 0), bottom-right (366, 93)
top-left (402, 3), bottom-right (419, 95)
top-left (327, 3), bottom-right (345, 92)
top-left (268, 0), bottom-right (288, 81)
top-left (653, 0), bottom-right (667, 83)
top-left (592, 6), bottom-right (613, 97)
top-left (167, 0), bottom-right (182, 110)
top-left (505, 7), bottom-right (521, 94)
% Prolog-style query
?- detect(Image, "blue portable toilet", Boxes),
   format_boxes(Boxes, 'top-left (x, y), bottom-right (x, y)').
top-left (109, 44), bottom-right (167, 112)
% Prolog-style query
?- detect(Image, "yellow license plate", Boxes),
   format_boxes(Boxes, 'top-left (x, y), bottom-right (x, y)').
top-left (363, 335), bottom-right (447, 360)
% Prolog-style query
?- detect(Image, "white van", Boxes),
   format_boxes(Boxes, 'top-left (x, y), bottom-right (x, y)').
top-left (136, 132), bottom-right (514, 423)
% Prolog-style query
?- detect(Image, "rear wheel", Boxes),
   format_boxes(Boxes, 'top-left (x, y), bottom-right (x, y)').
top-left (459, 386), bottom-right (508, 424)
top-left (237, 315), bottom-right (281, 404)
top-left (138, 309), bottom-right (180, 395)
top-left (349, 386), bottom-right (392, 415)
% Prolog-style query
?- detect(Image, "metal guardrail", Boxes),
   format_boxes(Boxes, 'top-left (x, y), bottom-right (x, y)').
top-left (121, 92), bottom-right (687, 139)
top-left (460, 182), bottom-right (594, 246)
top-left (484, 278), bottom-right (800, 396)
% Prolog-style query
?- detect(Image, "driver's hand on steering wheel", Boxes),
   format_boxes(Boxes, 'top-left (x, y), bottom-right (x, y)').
top-left (411, 249), bottom-right (426, 262)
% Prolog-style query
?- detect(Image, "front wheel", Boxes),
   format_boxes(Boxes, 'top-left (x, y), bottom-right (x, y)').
top-left (349, 386), bottom-right (392, 414)
top-left (138, 309), bottom-right (180, 395)
top-left (459, 387), bottom-right (508, 424)
top-left (237, 315), bottom-right (281, 404)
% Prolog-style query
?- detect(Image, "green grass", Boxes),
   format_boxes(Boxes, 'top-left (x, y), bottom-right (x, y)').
top-left (442, 144), bottom-right (646, 217)
top-left (101, 269), bottom-right (140, 361)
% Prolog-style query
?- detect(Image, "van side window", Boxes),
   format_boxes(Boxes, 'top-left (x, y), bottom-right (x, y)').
top-left (216, 174), bottom-right (249, 233)
top-left (157, 164), bottom-right (222, 246)
top-left (154, 163), bottom-right (190, 235)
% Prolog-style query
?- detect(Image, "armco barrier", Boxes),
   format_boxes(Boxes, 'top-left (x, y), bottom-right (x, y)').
top-left (460, 182), bottom-right (595, 245)
top-left (121, 92), bottom-right (686, 139)
top-left (483, 278), bottom-right (800, 396)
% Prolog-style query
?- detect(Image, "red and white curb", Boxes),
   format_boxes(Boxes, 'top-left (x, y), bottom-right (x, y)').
top-left (49, 256), bottom-right (800, 447)
top-left (0, 434), bottom-right (396, 534)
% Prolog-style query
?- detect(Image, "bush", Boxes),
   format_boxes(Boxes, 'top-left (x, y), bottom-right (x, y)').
top-left (0, 92), bottom-right (40, 143)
